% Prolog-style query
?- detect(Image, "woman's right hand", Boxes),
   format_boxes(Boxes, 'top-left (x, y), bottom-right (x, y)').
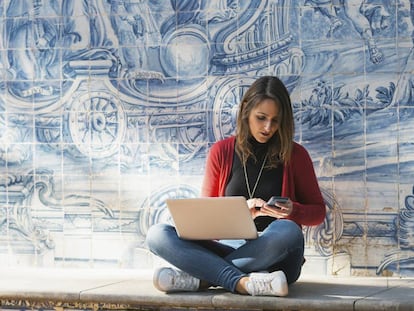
top-left (246, 198), bottom-right (267, 218)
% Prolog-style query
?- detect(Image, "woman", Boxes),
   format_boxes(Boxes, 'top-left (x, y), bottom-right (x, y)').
top-left (146, 76), bottom-right (326, 296)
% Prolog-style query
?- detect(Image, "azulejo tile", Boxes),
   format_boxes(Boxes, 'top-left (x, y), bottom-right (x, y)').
top-left (0, 0), bottom-right (413, 277)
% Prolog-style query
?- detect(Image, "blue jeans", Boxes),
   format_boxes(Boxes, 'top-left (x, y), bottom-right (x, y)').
top-left (146, 219), bottom-right (304, 293)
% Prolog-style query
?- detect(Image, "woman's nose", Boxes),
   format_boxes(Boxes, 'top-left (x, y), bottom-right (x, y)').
top-left (264, 120), bottom-right (272, 131)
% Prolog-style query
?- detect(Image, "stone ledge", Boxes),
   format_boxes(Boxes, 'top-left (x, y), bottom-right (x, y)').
top-left (0, 268), bottom-right (413, 311)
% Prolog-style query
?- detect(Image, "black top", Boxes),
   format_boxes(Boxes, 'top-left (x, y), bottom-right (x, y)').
top-left (225, 138), bottom-right (283, 231)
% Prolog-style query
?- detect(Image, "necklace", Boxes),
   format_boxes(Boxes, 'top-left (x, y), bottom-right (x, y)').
top-left (243, 154), bottom-right (267, 199)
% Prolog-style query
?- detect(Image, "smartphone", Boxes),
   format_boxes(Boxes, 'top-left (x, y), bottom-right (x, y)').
top-left (267, 196), bottom-right (289, 206)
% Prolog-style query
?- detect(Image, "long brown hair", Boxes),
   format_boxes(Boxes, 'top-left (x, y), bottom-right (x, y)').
top-left (235, 76), bottom-right (294, 167)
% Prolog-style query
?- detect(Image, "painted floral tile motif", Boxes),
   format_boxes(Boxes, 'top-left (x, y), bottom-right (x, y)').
top-left (0, 0), bottom-right (413, 276)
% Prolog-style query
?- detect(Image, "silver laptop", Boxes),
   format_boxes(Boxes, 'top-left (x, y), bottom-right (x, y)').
top-left (165, 196), bottom-right (258, 240)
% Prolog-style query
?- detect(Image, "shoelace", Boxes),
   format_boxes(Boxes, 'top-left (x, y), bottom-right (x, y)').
top-left (171, 270), bottom-right (198, 290)
top-left (250, 276), bottom-right (273, 295)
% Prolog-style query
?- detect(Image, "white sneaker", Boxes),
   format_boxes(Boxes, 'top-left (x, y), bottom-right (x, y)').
top-left (245, 270), bottom-right (288, 297)
top-left (153, 267), bottom-right (200, 293)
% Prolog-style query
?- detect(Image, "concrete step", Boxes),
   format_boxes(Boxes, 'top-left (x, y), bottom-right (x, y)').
top-left (0, 268), bottom-right (413, 311)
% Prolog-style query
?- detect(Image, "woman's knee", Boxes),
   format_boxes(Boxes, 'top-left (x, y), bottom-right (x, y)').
top-left (284, 219), bottom-right (303, 235)
top-left (266, 220), bottom-right (304, 245)
top-left (145, 223), bottom-right (174, 251)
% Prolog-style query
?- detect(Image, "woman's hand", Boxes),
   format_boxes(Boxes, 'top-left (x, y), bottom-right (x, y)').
top-left (247, 198), bottom-right (293, 219)
top-left (262, 199), bottom-right (293, 219)
top-left (246, 198), bottom-right (266, 218)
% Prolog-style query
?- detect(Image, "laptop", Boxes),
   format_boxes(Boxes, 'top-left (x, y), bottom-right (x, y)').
top-left (165, 196), bottom-right (258, 240)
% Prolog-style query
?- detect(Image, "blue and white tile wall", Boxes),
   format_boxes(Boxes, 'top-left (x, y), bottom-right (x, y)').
top-left (0, 0), bottom-right (413, 277)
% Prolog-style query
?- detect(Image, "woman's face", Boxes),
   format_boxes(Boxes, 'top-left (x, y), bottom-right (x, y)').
top-left (248, 98), bottom-right (280, 143)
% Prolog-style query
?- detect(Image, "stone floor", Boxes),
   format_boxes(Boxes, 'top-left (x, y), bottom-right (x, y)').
top-left (0, 268), bottom-right (413, 311)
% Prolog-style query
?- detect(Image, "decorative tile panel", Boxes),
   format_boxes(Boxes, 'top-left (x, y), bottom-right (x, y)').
top-left (0, 0), bottom-right (413, 277)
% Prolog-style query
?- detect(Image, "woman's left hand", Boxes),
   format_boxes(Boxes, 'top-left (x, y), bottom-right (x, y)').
top-left (260, 199), bottom-right (293, 219)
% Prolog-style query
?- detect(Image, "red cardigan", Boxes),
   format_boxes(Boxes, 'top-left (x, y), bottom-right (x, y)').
top-left (201, 136), bottom-right (326, 227)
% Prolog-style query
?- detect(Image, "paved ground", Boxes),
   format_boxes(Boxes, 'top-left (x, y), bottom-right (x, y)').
top-left (0, 268), bottom-right (413, 310)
